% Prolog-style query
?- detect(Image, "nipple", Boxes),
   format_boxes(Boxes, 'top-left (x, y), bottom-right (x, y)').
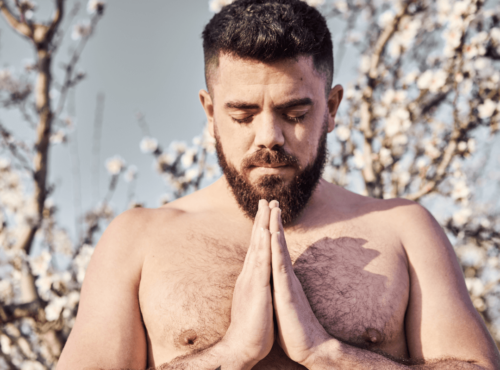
top-left (178, 329), bottom-right (198, 346)
top-left (363, 328), bottom-right (382, 344)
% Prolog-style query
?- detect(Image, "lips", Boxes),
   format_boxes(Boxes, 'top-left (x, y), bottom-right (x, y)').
top-left (250, 163), bottom-right (288, 169)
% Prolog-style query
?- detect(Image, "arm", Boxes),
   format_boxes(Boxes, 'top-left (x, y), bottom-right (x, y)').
top-left (269, 201), bottom-right (500, 370)
top-left (56, 208), bottom-right (148, 370)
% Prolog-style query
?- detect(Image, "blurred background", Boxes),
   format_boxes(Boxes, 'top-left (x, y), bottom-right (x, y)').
top-left (0, 0), bottom-right (499, 368)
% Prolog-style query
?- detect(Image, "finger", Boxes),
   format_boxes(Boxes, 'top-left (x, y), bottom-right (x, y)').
top-left (271, 210), bottom-right (294, 289)
top-left (257, 199), bottom-right (271, 234)
top-left (269, 200), bottom-right (279, 209)
top-left (244, 200), bottom-right (271, 271)
top-left (242, 200), bottom-right (266, 272)
top-left (250, 199), bottom-right (268, 240)
top-left (270, 207), bottom-right (280, 235)
top-left (255, 225), bottom-right (272, 286)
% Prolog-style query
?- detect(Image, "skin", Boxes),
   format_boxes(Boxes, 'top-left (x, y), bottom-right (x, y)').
top-left (56, 54), bottom-right (500, 370)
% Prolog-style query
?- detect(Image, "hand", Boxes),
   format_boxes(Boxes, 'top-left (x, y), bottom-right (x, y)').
top-left (221, 199), bottom-right (276, 369)
top-left (269, 205), bottom-right (332, 367)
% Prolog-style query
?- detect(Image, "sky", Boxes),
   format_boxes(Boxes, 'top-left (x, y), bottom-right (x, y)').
top-left (0, 0), bottom-right (356, 243)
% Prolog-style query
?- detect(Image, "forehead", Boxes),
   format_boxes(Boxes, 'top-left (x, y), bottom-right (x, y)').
top-left (211, 54), bottom-right (325, 104)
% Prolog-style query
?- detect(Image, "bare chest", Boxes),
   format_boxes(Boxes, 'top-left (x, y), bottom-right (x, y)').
top-left (139, 232), bottom-right (410, 367)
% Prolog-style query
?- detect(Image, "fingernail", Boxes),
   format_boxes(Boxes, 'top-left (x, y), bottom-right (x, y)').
top-left (275, 201), bottom-right (279, 207)
top-left (276, 231), bottom-right (280, 236)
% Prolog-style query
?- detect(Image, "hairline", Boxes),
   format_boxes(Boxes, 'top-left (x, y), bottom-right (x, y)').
top-left (205, 51), bottom-right (332, 102)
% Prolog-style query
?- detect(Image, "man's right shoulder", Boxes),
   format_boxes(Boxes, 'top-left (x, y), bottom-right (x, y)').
top-left (97, 206), bottom-right (188, 253)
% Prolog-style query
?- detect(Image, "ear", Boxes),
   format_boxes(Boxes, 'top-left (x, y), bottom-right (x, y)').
top-left (199, 89), bottom-right (215, 137)
top-left (327, 84), bottom-right (343, 133)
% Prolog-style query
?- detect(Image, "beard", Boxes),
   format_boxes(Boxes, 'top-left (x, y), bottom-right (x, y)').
top-left (214, 117), bottom-right (329, 226)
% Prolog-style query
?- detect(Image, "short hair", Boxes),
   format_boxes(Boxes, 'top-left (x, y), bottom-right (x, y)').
top-left (202, 0), bottom-right (334, 97)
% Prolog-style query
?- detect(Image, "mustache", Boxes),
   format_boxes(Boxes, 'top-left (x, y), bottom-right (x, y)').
top-left (241, 147), bottom-right (300, 169)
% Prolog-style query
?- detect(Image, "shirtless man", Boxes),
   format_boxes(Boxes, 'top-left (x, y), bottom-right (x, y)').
top-left (57, 0), bottom-right (500, 369)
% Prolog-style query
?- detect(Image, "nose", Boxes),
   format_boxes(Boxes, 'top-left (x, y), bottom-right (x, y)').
top-left (253, 114), bottom-right (285, 150)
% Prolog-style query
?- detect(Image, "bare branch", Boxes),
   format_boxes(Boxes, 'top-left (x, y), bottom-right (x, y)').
top-left (0, 0), bottom-right (32, 39)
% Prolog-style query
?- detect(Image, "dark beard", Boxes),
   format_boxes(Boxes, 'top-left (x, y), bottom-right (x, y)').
top-left (214, 120), bottom-right (328, 226)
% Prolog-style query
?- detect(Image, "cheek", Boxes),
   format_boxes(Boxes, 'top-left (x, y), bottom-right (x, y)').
top-left (290, 125), bottom-right (321, 166)
top-left (217, 122), bottom-right (255, 167)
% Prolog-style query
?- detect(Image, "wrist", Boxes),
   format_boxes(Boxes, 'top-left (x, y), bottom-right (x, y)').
top-left (217, 337), bottom-right (259, 370)
top-left (301, 337), bottom-right (341, 370)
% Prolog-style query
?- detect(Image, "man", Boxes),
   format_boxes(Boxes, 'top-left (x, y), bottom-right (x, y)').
top-left (57, 0), bottom-right (500, 369)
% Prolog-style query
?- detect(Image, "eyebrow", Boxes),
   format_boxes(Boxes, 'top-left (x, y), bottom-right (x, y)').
top-left (225, 97), bottom-right (313, 110)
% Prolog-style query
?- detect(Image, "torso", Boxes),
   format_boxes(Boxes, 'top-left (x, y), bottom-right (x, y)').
top-left (138, 183), bottom-right (411, 368)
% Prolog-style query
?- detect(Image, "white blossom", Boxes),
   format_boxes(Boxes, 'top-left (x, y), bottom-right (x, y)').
top-left (87, 0), bottom-right (105, 14)
top-left (0, 334), bottom-right (11, 355)
top-left (0, 280), bottom-right (13, 302)
top-left (379, 147), bottom-right (393, 167)
top-left (451, 180), bottom-right (470, 200)
top-left (181, 148), bottom-right (197, 168)
top-left (398, 171), bottom-right (411, 186)
top-left (404, 70), bottom-right (418, 85)
top-left (21, 360), bottom-right (44, 370)
top-left (0, 156), bottom-right (10, 170)
top-left (392, 134), bottom-right (408, 146)
top-left (417, 70), bottom-right (433, 90)
top-left (139, 137), bottom-right (158, 154)
top-left (353, 149), bottom-right (365, 169)
top-left (360, 55), bottom-right (371, 73)
top-left (442, 27), bottom-right (462, 52)
top-left (209, 0), bottom-right (234, 13)
top-left (457, 141), bottom-right (468, 152)
top-left (185, 168), bottom-right (199, 182)
top-left (170, 141), bottom-right (187, 154)
top-left (53, 230), bottom-right (73, 255)
top-left (428, 70), bottom-right (447, 93)
top-left (424, 141), bottom-right (440, 159)
top-left (465, 277), bottom-right (484, 297)
top-left (468, 138), bottom-right (476, 153)
top-left (202, 127), bottom-right (216, 154)
top-left (35, 275), bottom-right (52, 298)
top-left (29, 250), bottom-right (51, 276)
top-left (478, 99), bottom-right (497, 119)
top-left (303, 0), bottom-right (325, 7)
top-left (379, 10), bottom-right (395, 28)
top-left (453, 207), bottom-right (472, 226)
top-left (192, 136), bottom-right (202, 146)
top-left (74, 244), bottom-right (94, 283)
top-left (50, 130), bottom-right (66, 144)
top-left (335, 126), bottom-right (351, 141)
top-left (491, 28), bottom-right (500, 44)
top-left (155, 153), bottom-right (175, 173)
top-left (334, 0), bottom-right (348, 13)
top-left (105, 156), bottom-right (126, 175)
top-left (45, 296), bottom-right (68, 321)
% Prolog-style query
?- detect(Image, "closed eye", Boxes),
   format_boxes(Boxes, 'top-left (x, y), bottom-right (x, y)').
top-left (232, 116), bottom-right (253, 124)
top-left (285, 113), bottom-right (307, 123)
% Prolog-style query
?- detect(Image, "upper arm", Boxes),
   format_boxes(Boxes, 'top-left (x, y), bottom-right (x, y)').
top-left (397, 201), bottom-right (500, 368)
top-left (57, 209), bottom-right (148, 370)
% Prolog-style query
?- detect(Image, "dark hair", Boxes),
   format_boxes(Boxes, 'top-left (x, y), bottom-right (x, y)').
top-left (202, 0), bottom-right (334, 96)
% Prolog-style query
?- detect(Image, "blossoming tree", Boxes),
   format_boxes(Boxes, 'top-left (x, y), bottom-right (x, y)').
top-left (0, 0), bottom-right (499, 368)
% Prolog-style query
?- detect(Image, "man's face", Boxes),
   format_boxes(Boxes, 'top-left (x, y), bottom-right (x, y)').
top-left (200, 54), bottom-right (342, 225)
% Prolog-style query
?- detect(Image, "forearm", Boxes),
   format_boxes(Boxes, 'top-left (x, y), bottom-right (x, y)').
top-left (156, 339), bottom-right (252, 370)
top-left (305, 338), bottom-right (489, 370)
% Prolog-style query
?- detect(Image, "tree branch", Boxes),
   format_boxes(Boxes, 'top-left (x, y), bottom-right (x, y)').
top-left (0, 0), bottom-right (32, 39)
